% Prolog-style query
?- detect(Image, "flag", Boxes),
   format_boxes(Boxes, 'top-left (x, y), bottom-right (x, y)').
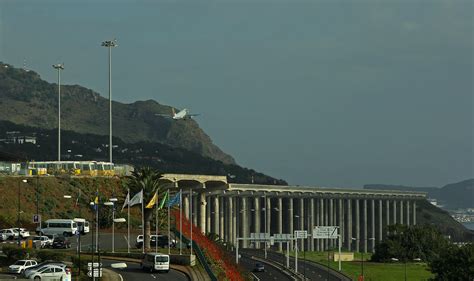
top-left (121, 191), bottom-right (130, 212)
top-left (167, 191), bottom-right (181, 207)
top-left (145, 192), bottom-right (158, 209)
top-left (158, 191), bottom-right (168, 210)
top-left (128, 190), bottom-right (143, 207)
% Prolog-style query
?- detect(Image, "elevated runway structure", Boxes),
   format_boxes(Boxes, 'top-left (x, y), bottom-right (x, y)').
top-left (160, 173), bottom-right (426, 253)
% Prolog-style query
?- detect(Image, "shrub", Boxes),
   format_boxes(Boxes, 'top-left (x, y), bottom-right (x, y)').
top-left (36, 249), bottom-right (66, 262)
top-left (1, 244), bottom-right (35, 261)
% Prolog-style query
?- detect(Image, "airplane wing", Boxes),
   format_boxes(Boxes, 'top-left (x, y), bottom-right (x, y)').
top-left (187, 113), bottom-right (200, 117)
top-left (154, 113), bottom-right (172, 118)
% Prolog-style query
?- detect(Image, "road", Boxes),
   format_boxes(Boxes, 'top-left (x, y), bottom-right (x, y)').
top-left (239, 254), bottom-right (293, 281)
top-left (102, 259), bottom-right (189, 281)
top-left (242, 249), bottom-right (351, 281)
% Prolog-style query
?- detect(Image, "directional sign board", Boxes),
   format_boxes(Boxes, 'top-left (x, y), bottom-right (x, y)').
top-left (294, 230), bottom-right (308, 239)
top-left (273, 233), bottom-right (294, 241)
top-left (87, 270), bottom-right (103, 278)
top-left (32, 214), bottom-right (41, 224)
top-left (313, 226), bottom-right (338, 239)
top-left (250, 233), bottom-right (270, 241)
top-left (87, 262), bottom-right (102, 271)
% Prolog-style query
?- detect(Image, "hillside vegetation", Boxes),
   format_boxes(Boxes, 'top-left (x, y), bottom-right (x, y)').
top-left (0, 62), bottom-right (233, 164)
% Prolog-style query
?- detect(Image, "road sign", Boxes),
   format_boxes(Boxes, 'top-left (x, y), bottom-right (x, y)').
top-left (313, 226), bottom-right (338, 239)
top-left (273, 233), bottom-right (293, 241)
top-left (294, 230), bottom-right (308, 239)
top-left (32, 214), bottom-right (41, 224)
top-left (87, 270), bottom-right (103, 278)
top-left (250, 233), bottom-right (270, 241)
top-left (87, 262), bottom-right (102, 271)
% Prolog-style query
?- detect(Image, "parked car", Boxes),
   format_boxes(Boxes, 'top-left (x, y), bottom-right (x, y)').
top-left (136, 235), bottom-right (176, 248)
top-left (27, 265), bottom-right (71, 280)
top-left (0, 228), bottom-right (19, 240)
top-left (51, 236), bottom-right (71, 249)
top-left (18, 228), bottom-right (30, 239)
top-left (23, 261), bottom-right (67, 278)
top-left (0, 232), bottom-right (7, 241)
top-left (254, 263), bottom-right (265, 272)
top-left (31, 236), bottom-right (52, 248)
top-left (8, 260), bottom-right (38, 274)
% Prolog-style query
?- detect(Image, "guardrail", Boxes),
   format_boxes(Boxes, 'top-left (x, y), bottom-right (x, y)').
top-left (249, 255), bottom-right (302, 281)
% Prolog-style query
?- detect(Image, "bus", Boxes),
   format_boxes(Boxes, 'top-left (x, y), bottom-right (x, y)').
top-left (38, 219), bottom-right (78, 237)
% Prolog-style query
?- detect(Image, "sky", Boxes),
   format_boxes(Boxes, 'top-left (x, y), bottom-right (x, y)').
top-left (0, 0), bottom-right (472, 188)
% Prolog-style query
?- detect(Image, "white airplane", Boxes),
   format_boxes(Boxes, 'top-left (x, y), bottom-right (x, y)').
top-left (155, 108), bottom-right (200, 120)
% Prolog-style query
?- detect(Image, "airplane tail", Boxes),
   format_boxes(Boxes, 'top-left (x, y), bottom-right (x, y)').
top-left (172, 108), bottom-right (176, 116)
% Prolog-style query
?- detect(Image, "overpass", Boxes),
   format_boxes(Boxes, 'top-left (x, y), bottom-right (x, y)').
top-left (160, 173), bottom-right (426, 253)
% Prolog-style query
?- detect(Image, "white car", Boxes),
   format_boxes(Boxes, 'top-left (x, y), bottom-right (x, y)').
top-left (0, 228), bottom-right (19, 240)
top-left (24, 262), bottom-right (66, 278)
top-left (28, 265), bottom-right (71, 281)
top-left (19, 228), bottom-right (31, 238)
top-left (8, 260), bottom-right (38, 274)
top-left (31, 236), bottom-right (52, 248)
top-left (0, 232), bottom-right (7, 241)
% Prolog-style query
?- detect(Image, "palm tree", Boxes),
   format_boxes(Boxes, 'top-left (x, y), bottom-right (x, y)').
top-left (127, 167), bottom-right (167, 251)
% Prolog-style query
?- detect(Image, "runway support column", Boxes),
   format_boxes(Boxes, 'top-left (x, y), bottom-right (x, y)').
top-left (278, 197), bottom-right (283, 251)
top-left (400, 200), bottom-right (404, 225)
top-left (184, 194), bottom-right (190, 220)
top-left (329, 198), bottom-right (333, 249)
top-left (226, 197), bottom-right (233, 245)
top-left (192, 192), bottom-right (198, 226)
top-left (199, 192), bottom-right (207, 234)
top-left (370, 199), bottom-right (375, 252)
top-left (385, 199), bottom-right (390, 234)
top-left (288, 198), bottom-right (294, 250)
top-left (346, 198), bottom-right (352, 251)
top-left (363, 199), bottom-right (367, 253)
top-left (378, 199), bottom-right (383, 242)
top-left (320, 198), bottom-right (325, 251)
top-left (232, 197), bottom-right (237, 246)
top-left (406, 200), bottom-right (410, 226)
top-left (254, 197), bottom-right (261, 248)
top-left (219, 196), bottom-right (224, 241)
top-left (299, 197), bottom-right (304, 252)
top-left (315, 198), bottom-right (320, 251)
top-left (241, 197), bottom-right (249, 248)
top-left (266, 197), bottom-right (272, 238)
top-left (338, 198), bottom-right (344, 249)
top-left (413, 201), bottom-right (417, 225)
top-left (310, 198), bottom-right (315, 251)
top-left (393, 200), bottom-right (397, 225)
top-left (206, 195), bottom-right (211, 234)
top-left (355, 199), bottom-right (360, 252)
top-left (213, 196), bottom-right (219, 236)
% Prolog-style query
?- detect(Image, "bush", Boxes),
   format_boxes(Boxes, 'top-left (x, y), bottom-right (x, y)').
top-left (36, 249), bottom-right (66, 262)
top-left (1, 244), bottom-right (35, 261)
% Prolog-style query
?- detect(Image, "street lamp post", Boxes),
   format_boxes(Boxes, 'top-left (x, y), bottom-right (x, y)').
top-left (52, 63), bottom-right (64, 163)
top-left (17, 179), bottom-right (27, 246)
top-left (352, 237), bottom-right (375, 280)
top-left (101, 39), bottom-right (117, 164)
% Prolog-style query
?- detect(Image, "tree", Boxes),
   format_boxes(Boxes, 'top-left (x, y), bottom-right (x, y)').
top-left (126, 167), bottom-right (166, 251)
top-left (429, 243), bottom-right (474, 281)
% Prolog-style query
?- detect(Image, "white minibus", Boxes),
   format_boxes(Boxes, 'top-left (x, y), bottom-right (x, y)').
top-left (38, 219), bottom-right (78, 237)
top-left (73, 218), bottom-right (90, 234)
top-left (141, 253), bottom-right (170, 273)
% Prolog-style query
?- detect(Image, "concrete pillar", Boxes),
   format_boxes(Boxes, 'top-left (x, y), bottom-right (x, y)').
top-left (320, 198), bottom-right (325, 251)
top-left (241, 197), bottom-right (249, 248)
top-left (266, 197), bottom-right (271, 237)
top-left (385, 199), bottom-right (390, 233)
top-left (232, 197), bottom-right (237, 246)
top-left (206, 195), bottom-right (211, 234)
top-left (346, 198), bottom-right (352, 251)
top-left (199, 192), bottom-right (206, 234)
top-left (219, 196), bottom-right (224, 241)
top-left (315, 198), bottom-right (320, 251)
top-left (288, 198), bottom-right (294, 250)
top-left (299, 197), bottom-right (304, 252)
top-left (355, 199), bottom-right (360, 252)
top-left (413, 201), bottom-right (417, 225)
top-left (310, 198), bottom-right (315, 251)
top-left (329, 198), bottom-right (334, 249)
top-left (370, 199), bottom-right (375, 252)
top-left (393, 200), bottom-right (397, 225)
top-left (363, 199), bottom-right (367, 253)
top-left (184, 194), bottom-right (190, 220)
top-left (226, 197), bottom-right (233, 244)
top-left (338, 198), bottom-right (344, 248)
top-left (253, 197), bottom-right (261, 248)
top-left (192, 192), bottom-right (198, 226)
top-left (213, 196), bottom-right (219, 235)
top-left (400, 200), bottom-right (404, 225)
top-left (406, 200), bottom-right (410, 226)
top-left (378, 199), bottom-right (383, 242)
top-left (276, 197), bottom-right (283, 251)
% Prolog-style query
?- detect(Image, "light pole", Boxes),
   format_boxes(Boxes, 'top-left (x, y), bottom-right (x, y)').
top-left (352, 237), bottom-right (375, 280)
top-left (52, 63), bottom-right (64, 163)
top-left (101, 39), bottom-right (117, 164)
top-left (17, 179), bottom-right (27, 246)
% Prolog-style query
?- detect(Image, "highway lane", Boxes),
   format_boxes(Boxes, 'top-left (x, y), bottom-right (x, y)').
top-left (239, 254), bottom-right (293, 281)
top-left (242, 249), bottom-right (350, 281)
top-left (102, 259), bottom-right (189, 281)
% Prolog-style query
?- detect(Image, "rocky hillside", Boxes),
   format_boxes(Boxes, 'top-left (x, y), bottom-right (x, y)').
top-left (0, 62), bottom-right (234, 164)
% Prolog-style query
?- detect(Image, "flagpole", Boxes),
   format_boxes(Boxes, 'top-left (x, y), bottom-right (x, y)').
top-left (190, 188), bottom-right (193, 257)
top-left (168, 188), bottom-right (171, 255)
top-left (127, 188), bottom-right (130, 254)
top-left (155, 191), bottom-right (158, 253)
top-left (179, 189), bottom-right (182, 255)
top-left (142, 189), bottom-right (144, 254)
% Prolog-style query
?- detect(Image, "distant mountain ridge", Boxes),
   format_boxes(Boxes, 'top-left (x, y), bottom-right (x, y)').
top-left (0, 62), bottom-right (234, 164)
top-left (365, 179), bottom-right (474, 209)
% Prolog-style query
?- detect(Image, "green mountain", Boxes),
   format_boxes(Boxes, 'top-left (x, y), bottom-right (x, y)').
top-left (0, 62), bottom-right (234, 164)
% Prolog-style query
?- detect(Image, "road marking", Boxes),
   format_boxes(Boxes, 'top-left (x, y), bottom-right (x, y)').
top-left (151, 274), bottom-right (156, 279)
top-left (123, 234), bottom-right (130, 249)
top-left (118, 274), bottom-right (123, 281)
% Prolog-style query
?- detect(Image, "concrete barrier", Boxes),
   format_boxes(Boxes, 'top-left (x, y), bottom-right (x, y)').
top-left (170, 254), bottom-right (196, 266)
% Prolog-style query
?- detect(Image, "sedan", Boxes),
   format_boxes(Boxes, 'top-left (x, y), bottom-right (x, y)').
top-left (51, 237), bottom-right (71, 249)
top-left (24, 262), bottom-right (66, 278)
top-left (28, 265), bottom-right (71, 280)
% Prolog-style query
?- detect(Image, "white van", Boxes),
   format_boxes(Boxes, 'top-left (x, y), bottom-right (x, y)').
top-left (73, 218), bottom-right (90, 234)
top-left (141, 253), bottom-right (170, 273)
top-left (38, 219), bottom-right (78, 237)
